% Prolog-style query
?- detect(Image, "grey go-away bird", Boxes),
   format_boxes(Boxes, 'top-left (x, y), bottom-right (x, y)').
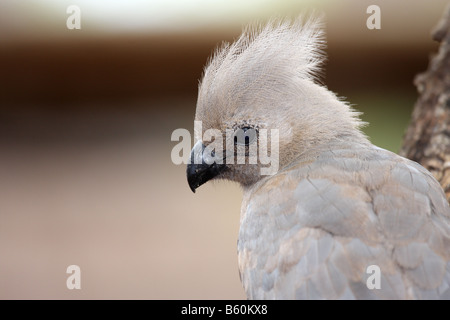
top-left (186, 16), bottom-right (450, 299)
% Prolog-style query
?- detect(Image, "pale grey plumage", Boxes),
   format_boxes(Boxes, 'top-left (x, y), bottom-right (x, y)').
top-left (189, 16), bottom-right (450, 299)
top-left (238, 141), bottom-right (450, 299)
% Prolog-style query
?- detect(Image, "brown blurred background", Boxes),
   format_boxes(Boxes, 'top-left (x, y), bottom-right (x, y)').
top-left (0, 0), bottom-right (447, 299)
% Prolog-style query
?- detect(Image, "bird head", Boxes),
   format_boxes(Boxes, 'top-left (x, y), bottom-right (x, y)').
top-left (187, 16), bottom-right (366, 192)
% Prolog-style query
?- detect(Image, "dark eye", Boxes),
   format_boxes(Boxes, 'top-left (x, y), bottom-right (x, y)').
top-left (234, 127), bottom-right (257, 146)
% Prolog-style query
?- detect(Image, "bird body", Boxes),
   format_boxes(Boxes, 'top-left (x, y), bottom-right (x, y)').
top-left (186, 16), bottom-right (450, 299)
top-left (238, 141), bottom-right (450, 299)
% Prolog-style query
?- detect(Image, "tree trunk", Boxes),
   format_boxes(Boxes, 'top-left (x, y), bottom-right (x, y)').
top-left (400, 4), bottom-right (450, 202)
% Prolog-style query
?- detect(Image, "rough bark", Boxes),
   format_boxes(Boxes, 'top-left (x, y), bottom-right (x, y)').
top-left (400, 5), bottom-right (450, 202)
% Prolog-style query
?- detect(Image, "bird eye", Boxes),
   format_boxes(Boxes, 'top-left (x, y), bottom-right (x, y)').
top-left (234, 127), bottom-right (257, 146)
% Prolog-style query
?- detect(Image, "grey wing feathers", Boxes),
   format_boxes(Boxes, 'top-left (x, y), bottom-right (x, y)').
top-left (239, 145), bottom-right (450, 299)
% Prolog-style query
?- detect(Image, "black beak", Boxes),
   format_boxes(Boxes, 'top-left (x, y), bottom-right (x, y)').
top-left (187, 141), bottom-right (226, 193)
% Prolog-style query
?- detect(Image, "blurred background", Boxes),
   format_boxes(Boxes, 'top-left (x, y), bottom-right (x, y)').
top-left (0, 0), bottom-right (447, 299)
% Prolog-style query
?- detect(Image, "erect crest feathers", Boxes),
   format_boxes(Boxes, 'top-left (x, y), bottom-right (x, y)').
top-left (197, 15), bottom-right (327, 120)
top-left (210, 15), bottom-right (325, 81)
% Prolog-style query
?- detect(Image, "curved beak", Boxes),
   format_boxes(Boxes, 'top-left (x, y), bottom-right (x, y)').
top-left (187, 141), bottom-right (226, 193)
